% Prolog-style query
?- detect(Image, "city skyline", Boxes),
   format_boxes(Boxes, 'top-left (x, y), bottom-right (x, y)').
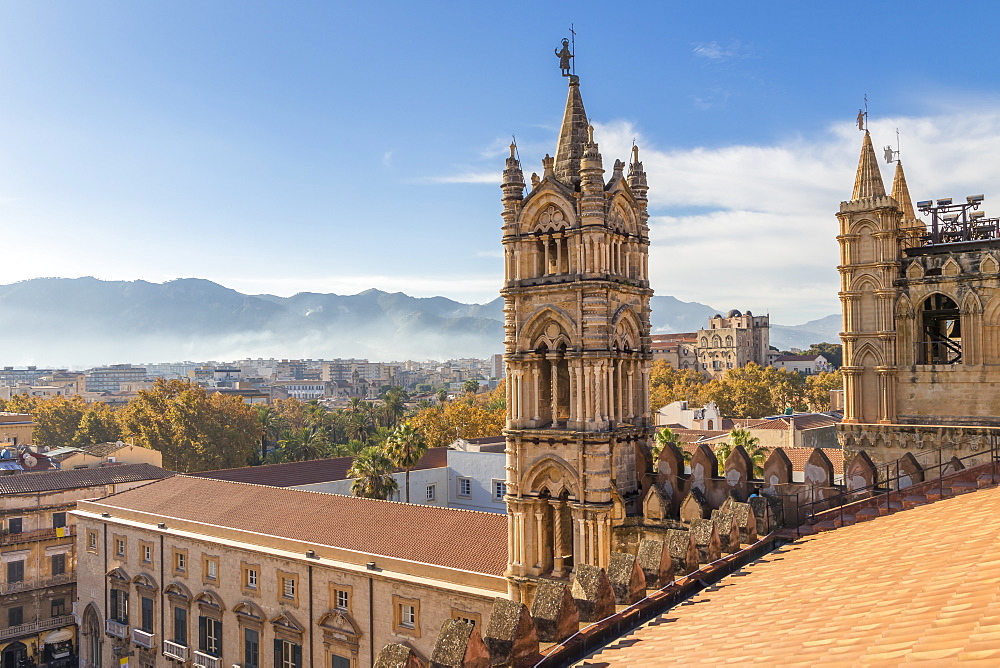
top-left (3, 2), bottom-right (1000, 325)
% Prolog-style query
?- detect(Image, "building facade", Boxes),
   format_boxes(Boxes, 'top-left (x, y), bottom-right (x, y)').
top-left (0, 464), bottom-right (171, 668)
top-left (696, 310), bottom-right (770, 378)
top-left (500, 74), bottom-right (654, 601)
top-left (837, 130), bottom-right (1000, 462)
top-left (74, 476), bottom-right (507, 668)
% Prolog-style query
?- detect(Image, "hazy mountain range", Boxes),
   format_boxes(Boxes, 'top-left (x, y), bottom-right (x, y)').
top-left (0, 278), bottom-right (840, 367)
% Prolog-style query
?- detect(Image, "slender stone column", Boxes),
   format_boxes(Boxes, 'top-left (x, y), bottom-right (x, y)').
top-left (534, 508), bottom-right (545, 570)
top-left (550, 499), bottom-right (565, 577)
top-left (549, 357), bottom-right (559, 425)
top-left (532, 365), bottom-right (541, 422)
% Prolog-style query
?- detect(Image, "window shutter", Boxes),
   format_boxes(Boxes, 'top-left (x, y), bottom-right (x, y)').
top-left (274, 639), bottom-right (282, 666)
top-left (293, 643), bottom-right (302, 668)
top-left (199, 616), bottom-right (208, 652)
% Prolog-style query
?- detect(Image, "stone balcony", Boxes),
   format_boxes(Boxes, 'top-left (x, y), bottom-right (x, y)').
top-left (163, 640), bottom-right (189, 662)
top-left (131, 628), bottom-right (156, 649)
top-left (0, 573), bottom-right (73, 595)
top-left (0, 614), bottom-right (74, 642)
top-left (104, 619), bottom-right (128, 639)
top-left (0, 525), bottom-right (74, 546)
top-left (192, 650), bottom-right (221, 668)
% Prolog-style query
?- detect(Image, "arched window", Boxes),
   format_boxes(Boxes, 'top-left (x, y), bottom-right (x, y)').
top-left (725, 336), bottom-right (734, 347)
top-left (919, 294), bottom-right (962, 364)
top-left (711, 335), bottom-right (722, 347)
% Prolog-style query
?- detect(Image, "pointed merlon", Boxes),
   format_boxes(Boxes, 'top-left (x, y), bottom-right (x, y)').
top-left (891, 160), bottom-right (917, 223)
top-left (852, 131), bottom-right (887, 201)
top-left (554, 76), bottom-right (590, 186)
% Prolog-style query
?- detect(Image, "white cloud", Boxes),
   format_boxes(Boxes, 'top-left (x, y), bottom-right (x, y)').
top-left (381, 151), bottom-right (393, 167)
top-left (589, 110), bottom-right (1000, 325)
top-left (692, 41), bottom-right (744, 61)
top-left (415, 171), bottom-right (501, 185)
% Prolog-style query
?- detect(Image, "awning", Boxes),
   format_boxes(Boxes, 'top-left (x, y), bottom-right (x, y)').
top-left (43, 629), bottom-right (73, 644)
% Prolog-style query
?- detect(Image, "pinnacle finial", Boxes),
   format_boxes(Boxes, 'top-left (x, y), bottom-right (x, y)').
top-left (509, 142), bottom-right (516, 159)
top-left (587, 125), bottom-right (595, 144)
top-left (852, 131), bottom-right (886, 201)
top-left (632, 144), bottom-right (640, 163)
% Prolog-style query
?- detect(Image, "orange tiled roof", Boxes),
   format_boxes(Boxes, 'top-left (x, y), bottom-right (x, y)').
top-left (93, 475), bottom-right (509, 576)
top-left (581, 484), bottom-right (1000, 666)
top-left (780, 447), bottom-right (845, 475)
top-left (191, 447), bottom-right (449, 487)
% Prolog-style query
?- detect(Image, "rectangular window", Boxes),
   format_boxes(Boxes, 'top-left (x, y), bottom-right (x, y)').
top-left (7, 518), bottom-right (21, 535)
top-left (332, 656), bottom-right (351, 668)
top-left (51, 512), bottom-right (66, 528)
top-left (274, 639), bottom-right (302, 668)
top-left (87, 531), bottom-right (98, 552)
top-left (51, 553), bottom-right (66, 576)
top-left (110, 589), bottom-right (129, 624)
top-left (282, 576), bottom-right (295, 599)
top-left (335, 589), bottom-right (349, 611)
top-left (116, 538), bottom-right (125, 557)
top-left (173, 606), bottom-right (188, 645)
top-left (51, 598), bottom-right (66, 617)
top-left (244, 628), bottom-right (260, 668)
top-left (425, 484), bottom-right (436, 501)
top-left (173, 549), bottom-right (187, 574)
top-left (141, 596), bottom-right (154, 633)
top-left (493, 480), bottom-right (507, 501)
top-left (6, 560), bottom-right (23, 584)
top-left (457, 477), bottom-right (471, 497)
top-left (246, 568), bottom-right (258, 589)
top-left (204, 555), bottom-right (219, 582)
top-left (142, 543), bottom-right (153, 564)
top-left (400, 604), bottom-right (416, 628)
top-left (198, 616), bottom-right (222, 657)
top-left (8, 606), bottom-right (22, 627)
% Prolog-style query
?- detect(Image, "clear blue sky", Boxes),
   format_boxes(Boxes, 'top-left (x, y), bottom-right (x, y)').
top-left (3, 1), bottom-right (1000, 324)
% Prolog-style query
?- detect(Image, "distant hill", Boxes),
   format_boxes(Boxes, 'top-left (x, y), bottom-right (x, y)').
top-left (0, 277), bottom-right (839, 367)
top-left (770, 314), bottom-right (841, 351)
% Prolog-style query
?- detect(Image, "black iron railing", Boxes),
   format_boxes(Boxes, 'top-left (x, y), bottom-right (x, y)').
top-left (785, 433), bottom-right (1000, 536)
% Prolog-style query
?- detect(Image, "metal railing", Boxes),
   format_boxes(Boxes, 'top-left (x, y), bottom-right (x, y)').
top-left (0, 573), bottom-right (73, 595)
top-left (132, 628), bottom-right (156, 648)
top-left (788, 433), bottom-right (999, 534)
top-left (0, 525), bottom-right (74, 546)
top-left (0, 614), bottom-right (74, 641)
top-left (104, 619), bottom-right (129, 639)
top-left (163, 640), bottom-right (189, 662)
top-left (193, 650), bottom-right (221, 668)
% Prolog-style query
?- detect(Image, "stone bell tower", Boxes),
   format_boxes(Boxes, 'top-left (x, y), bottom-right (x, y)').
top-left (500, 74), bottom-right (654, 601)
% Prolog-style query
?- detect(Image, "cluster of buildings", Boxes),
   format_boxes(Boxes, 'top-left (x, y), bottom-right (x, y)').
top-left (0, 356), bottom-right (504, 408)
top-left (651, 311), bottom-right (834, 378)
top-left (1, 54), bottom-right (999, 668)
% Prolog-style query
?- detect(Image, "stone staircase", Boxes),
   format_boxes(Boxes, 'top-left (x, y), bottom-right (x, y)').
top-left (796, 461), bottom-right (1000, 535)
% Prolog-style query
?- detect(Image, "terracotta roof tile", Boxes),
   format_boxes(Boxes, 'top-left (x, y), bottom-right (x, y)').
top-left (93, 475), bottom-right (508, 576)
top-left (191, 447), bottom-right (449, 487)
top-left (581, 483), bottom-right (1000, 666)
top-left (0, 463), bottom-right (172, 494)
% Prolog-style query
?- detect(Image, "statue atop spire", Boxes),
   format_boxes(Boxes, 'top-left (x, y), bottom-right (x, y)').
top-left (555, 38), bottom-right (573, 77)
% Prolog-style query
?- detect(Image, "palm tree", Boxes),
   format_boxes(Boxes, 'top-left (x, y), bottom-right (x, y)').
top-left (278, 427), bottom-right (329, 462)
top-left (380, 388), bottom-right (407, 429)
top-left (346, 410), bottom-right (375, 444)
top-left (652, 426), bottom-right (680, 461)
top-left (254, 405), bottom-right (285, 462)
top-left (383, 422), bottom-right (428, 503)
top-left (716, 428), bottom-right (768, 476)
top-left (347, 447), bottom-right (399, 500)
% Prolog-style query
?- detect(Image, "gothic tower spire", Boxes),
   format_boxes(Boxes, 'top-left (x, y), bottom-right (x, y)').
top-left (554, 76), bottom-right (589, 186)
top-left (852, 131), bottom-right (887, 201)
top-left (890, 160), bottom-right (917, 225)
top-left (501, 68), bottom-right (653, 602)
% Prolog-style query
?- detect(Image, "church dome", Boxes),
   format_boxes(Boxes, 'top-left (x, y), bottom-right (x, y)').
top-left (726, 309), bottom-right (742, 318)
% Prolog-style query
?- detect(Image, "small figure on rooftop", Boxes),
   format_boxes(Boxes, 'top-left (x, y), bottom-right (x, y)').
top-left (555, 38), bottom-right (573, 76)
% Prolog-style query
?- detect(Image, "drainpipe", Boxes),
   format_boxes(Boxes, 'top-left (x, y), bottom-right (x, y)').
top-left (369, 577), bottom-right (374, 667)
top-left (308, 564), bottom-right (314, 668)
